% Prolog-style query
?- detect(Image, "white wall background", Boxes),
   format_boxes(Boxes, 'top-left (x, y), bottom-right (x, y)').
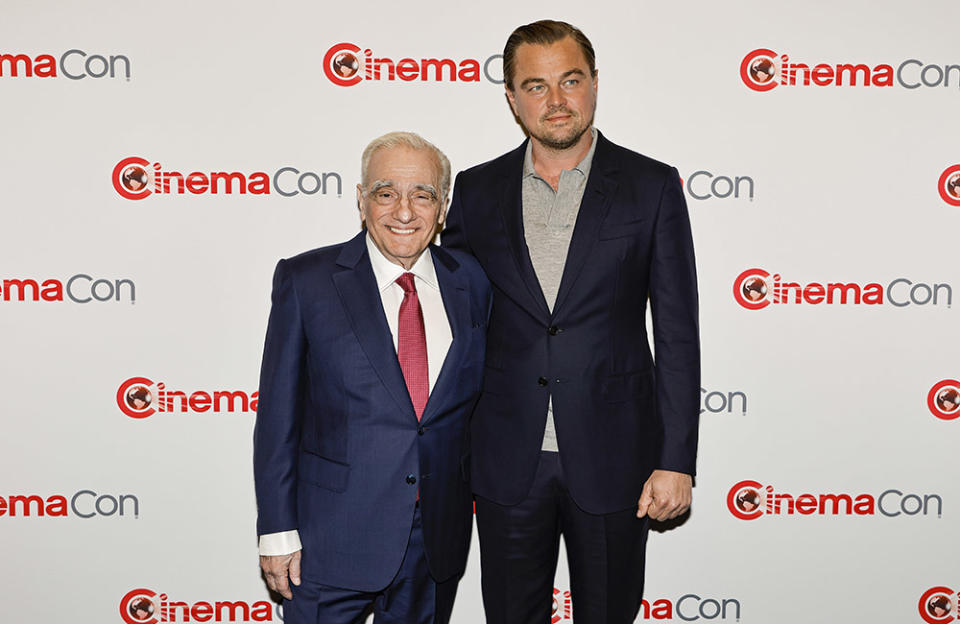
top-left (1, 1), bottom-right (958, 622)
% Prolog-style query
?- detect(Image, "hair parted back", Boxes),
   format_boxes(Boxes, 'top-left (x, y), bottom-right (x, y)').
top-left (503, 20), bottom-right (596, 91)
top-left (360, 131), bottom-right (451, 199)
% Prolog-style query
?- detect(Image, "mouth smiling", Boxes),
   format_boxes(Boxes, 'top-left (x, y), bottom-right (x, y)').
top-left (387, 226), bottom-right (417, 234)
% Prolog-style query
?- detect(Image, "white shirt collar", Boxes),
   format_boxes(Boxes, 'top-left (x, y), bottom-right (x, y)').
top-left (365, 233), bottom-right (440, 292)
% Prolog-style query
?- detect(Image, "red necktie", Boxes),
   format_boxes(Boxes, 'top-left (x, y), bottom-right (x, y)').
top-left (396, 272), bottom-right (428, 420)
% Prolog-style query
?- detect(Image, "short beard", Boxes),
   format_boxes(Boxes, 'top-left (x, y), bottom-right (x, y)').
top-left (527, 110), bottom-right (595, 152)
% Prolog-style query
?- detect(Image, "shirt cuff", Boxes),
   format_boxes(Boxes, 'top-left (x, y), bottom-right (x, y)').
top-left (258, 530), bottom-right (302, 556)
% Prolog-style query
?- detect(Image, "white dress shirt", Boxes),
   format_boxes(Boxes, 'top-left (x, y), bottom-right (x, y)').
top-left (258, 235), bottom-right (453, 556)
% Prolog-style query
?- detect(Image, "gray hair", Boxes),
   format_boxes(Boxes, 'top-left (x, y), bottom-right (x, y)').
top-left (360, 131), bottom-right (451, 200)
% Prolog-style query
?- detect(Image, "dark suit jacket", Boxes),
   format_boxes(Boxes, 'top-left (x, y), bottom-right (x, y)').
top-left (253, 231), bottom-right (491, 591)
top-left (442, 131), bottom-right (699, 515)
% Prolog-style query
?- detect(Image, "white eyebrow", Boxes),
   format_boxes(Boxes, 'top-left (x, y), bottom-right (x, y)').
top-left (413, 184), bottom-right (439, 198)
top-left (368, 179), bottom-right (395, 192)
top-left (368, 180), bottom-right (438, 198)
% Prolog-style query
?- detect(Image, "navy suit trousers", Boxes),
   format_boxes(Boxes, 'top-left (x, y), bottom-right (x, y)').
top-left (475, 452), bottom-right (650, 624)
top-left (282, 504), bottom-right (459, 624)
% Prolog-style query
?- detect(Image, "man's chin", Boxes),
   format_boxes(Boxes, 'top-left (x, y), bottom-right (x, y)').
top-left (532, 127), bottom-right (588, 151)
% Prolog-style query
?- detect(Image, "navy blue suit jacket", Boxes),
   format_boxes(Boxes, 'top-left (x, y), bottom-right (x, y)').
top-left (442, 132), bottom-right (700, 515)
top-left (254, 231), bottom-right (491, 591)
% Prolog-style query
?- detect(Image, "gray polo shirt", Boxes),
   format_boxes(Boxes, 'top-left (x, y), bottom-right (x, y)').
top-left (522, 127), bottom-right (598, 452)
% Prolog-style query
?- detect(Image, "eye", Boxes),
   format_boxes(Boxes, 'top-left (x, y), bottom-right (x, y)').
top-left (527, 84), bottom-right (545, 93)
top-left (564, 78), bottom-right (579, 87)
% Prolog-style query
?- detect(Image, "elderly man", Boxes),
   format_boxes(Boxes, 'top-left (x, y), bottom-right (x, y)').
top-left (254, 132), bottom-right (491, 624)
top-left (443, 20), bottom-right (700, 624)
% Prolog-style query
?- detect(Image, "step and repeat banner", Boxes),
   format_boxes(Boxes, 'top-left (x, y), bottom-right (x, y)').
top-left (1, 1), bottom-right (957, 622)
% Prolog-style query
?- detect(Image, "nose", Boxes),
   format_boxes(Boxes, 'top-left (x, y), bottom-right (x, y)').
top-left (547, 87), bottom-right (566, 108)
top-left (394, 195), bottom-right (415, 222)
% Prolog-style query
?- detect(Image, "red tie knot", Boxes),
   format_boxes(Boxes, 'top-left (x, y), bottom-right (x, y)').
top-left (396, 272), bottom-right (417, 294)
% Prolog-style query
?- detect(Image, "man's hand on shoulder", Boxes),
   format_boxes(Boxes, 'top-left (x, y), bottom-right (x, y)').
top-left (259, 550), bottom-right (302, 600)
top-left (636, 470), bottom-right (693, 521)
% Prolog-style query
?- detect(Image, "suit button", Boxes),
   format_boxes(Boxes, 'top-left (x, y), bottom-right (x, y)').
top-left (538, 377), bottom-right (549, 386)
top-left (548, 326), bottom-right (559, 335)
top-left (406, 474), bottom-right (417, 485)
top-left (418, 427), bottom-right (425, 435)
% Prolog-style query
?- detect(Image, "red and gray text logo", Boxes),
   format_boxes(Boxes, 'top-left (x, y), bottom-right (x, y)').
top-left (732, 268), bottom-right (952, 310)
top-left (0, 275), bottom-right (134, 303)
top-left (1, 491), bottom-right (138, 519)
top-left (119, 588), bottom-right (277, 624)
top-left (322, 42), bottom-right (502, 86)
top-left (112, 156), bottom-right (342, 200)
top-left (117, 376), bottom-right (258, 419)
top-left (552, 586), bottom-right (742, 621)
top-left (0, 49), bottom-right (130, 80)
top-left (727, 479), bottom-right (943, 520)
top-left (740, 48), bottom-right (959, 92)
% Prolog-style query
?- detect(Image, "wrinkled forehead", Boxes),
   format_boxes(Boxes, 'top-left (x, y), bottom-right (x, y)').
top-left (366, 146), bottom-right (441, 187)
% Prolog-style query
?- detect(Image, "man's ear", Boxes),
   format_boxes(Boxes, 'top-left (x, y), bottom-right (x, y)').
top-left (437, 199), bottom-right (448, 226)
top-left (505, 88), bottom-right (518, 117)
top-left (356, 184), bottom-right (365, 222)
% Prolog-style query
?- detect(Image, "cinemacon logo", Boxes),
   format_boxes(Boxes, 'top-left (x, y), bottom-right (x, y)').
top-left (919, 586), bottom-right (959, 624)
top-left (701, 387), bottom-right (747, 415)
top-left (1, 491), bottom-right (138, 518)
top-left (0, 275), bottom-right (134, 303)
top-left (0, 50), bottom-right (130, 80)
top-left (727, 480), bottom-right (942, 520)
top-left (733, 268), bottom-right (952, 310)
top-left (740, 48), bottom-right (960, 91)
top-left (117, 377), bottom-right (258, 419)
top-left (940, 165), bottom-right (960, 207)
top-left (112, 157), bottom-right (342, 200)
top-left (120, 588), bottom-right (276, 624)
top-left (682, 171), bottom-right (754, 201)
top-left (322, 42), bottom-right (502, 87)
top-left (552, 587), bottom-right (741, 621)
top-left (929, 380), bottom-right (960, 421)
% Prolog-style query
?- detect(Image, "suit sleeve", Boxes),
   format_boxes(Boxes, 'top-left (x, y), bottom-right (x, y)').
top-left (253, 258), bottom-right (307, 536)
top-left (649, 167), bottom-right (701, 476)
top-left (441, 172), bottom-right (471, 255)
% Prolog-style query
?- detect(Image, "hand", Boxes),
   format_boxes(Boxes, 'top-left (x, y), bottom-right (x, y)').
top-left (259, 550), bottom-right (302, 600)
top-left (636, 470), bottom-right (692, 521)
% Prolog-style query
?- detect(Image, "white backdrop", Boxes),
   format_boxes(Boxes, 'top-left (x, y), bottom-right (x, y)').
top-left (1, 1), bottom-right (958, 622)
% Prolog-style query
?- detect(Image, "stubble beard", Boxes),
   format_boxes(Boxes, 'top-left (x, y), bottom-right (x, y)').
top-left (528, 109), bottom-right (596, 152)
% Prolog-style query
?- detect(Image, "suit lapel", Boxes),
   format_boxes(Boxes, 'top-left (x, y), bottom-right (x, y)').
top-left (420, 245), bottom-right (468, 426)
top-left (332, 233), bottom-right (415, 419)
top-left (552, 133), bottom-right (620, 316)
top-left (497, 142), bottom-right (552, 322)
